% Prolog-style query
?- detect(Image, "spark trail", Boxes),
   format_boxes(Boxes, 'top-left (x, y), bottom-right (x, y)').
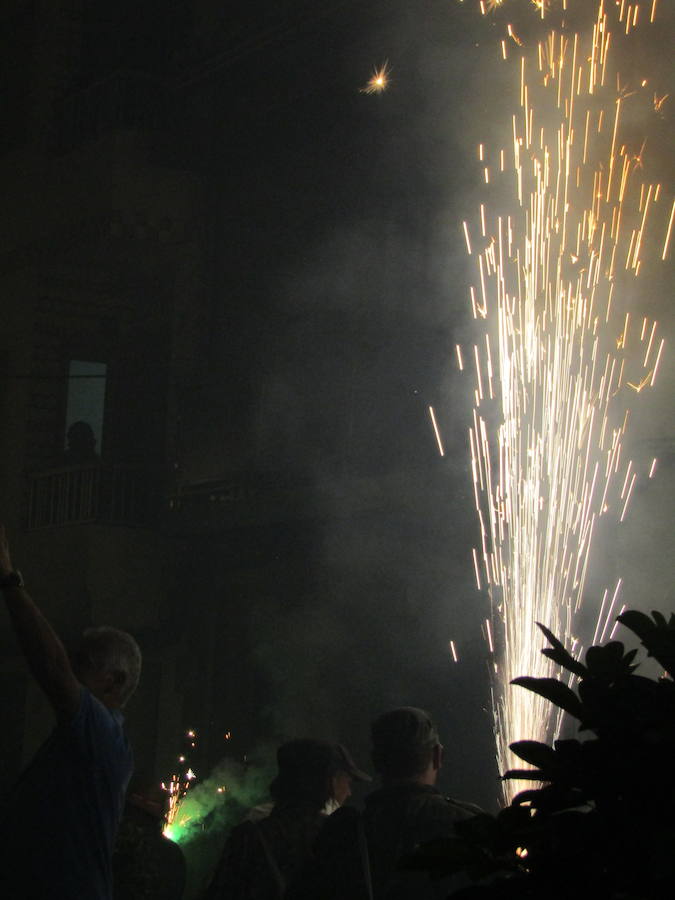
top-left (461, 0), bottom-right (672, 799)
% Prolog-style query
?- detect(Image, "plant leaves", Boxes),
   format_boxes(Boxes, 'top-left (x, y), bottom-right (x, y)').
top-left (502, 768), bottom-right (548, 781)
top-left (618, 609), bottom-right (675, 677)
top-left (584, 642), bottom-right (637, 681)
top-left (617, 609), bottom-right (655, 640)
top-left (509, 740), bottom-right (557, 769)
top-left (511, 784), bottom-right (589, 813)
top-left (511, 676), bottom-right (584, 719)
top-left (537, 622), bottom-right (587, 677)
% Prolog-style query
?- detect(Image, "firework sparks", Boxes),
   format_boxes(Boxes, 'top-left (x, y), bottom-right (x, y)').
top-left (653, 92), bottom-right (669, 116)
top-left (429, 405), bottom-right (446, 457)
top-left (360, 62), bottom-right (391, 95)
top-left (460, 1), bottom-right (671, 800)
top-left (163, 728), bottom-right (199, 839)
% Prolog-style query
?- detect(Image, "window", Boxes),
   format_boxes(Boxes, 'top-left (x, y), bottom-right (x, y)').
top-left (64, 360), bottom-right (107, 453)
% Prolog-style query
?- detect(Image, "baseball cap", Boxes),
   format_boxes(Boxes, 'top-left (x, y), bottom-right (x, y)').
top-left (271, 739), bottom-right (371, 799)
top-left (371, 707), bottom-right (440, 774)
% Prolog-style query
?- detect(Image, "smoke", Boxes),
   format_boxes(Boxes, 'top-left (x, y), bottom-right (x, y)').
top-left (167, 754), bottom-right (274, 844)
top-left (231, 0), bottom-right (503, 812)
top-left (166, 751), bottom-right (276, 899)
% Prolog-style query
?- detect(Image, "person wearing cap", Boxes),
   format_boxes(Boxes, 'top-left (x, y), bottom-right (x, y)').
top-left (289, 707), bottom-right (480, 900)
top-left (204, 738), bottom-right (370, 900)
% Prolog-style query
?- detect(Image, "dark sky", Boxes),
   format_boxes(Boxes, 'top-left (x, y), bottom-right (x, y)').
top-left (174, 0), bottom-right (490, 482)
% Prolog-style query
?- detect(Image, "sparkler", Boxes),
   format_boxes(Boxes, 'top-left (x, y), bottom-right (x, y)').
top-left (459, 1), bottom-right (672, 800)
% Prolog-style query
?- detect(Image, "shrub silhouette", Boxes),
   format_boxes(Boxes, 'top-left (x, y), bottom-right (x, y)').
top-left (406, 610), bottom-right (675, 899)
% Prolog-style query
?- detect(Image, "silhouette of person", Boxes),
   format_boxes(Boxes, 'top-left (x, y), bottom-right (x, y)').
top-left (0, 525), bottom-right (142, 900)
top-left (63, 420), bottom-right (100, 465)
top-left (206, 739), bottom-right (370, 900)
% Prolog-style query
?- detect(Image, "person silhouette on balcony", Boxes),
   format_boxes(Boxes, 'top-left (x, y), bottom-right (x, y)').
top-left (59, 421), bottom-right (102, 521)
top-left (63, 420), bottom-right (100, 466)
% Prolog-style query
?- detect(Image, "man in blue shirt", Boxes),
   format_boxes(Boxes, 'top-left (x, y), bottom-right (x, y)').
top-left (0, 524), bottom-right (142, 899)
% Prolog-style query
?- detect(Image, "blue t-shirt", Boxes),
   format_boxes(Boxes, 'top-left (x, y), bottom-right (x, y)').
top-left (0, 687), bottom-right (133, 900)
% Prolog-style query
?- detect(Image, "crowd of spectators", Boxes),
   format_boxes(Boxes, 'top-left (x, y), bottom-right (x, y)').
top-left (0, 525), bottom-right (479, 900)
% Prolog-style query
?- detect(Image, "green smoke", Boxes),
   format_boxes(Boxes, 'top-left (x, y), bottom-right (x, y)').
top-left (163, 753), bottom-right (275, 899)
top-left (165, 754), bottom-right (274, 845)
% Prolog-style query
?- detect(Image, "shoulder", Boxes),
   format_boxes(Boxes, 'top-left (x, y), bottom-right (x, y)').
top-left (286, 808), bottom-right (363, 900)
top-left (260, 805), bottom-right (327, 856)
top-left (398, 787), bottom-right (479, 831)
top-left (67, 688), bottom-right (131, 777)
top-left (208, 819), bottom-right (268, 895)
top-left (227, 819), bottom-right (258, 845)
top-left (421, 795), bottom-right (482, 834)
top-left (445, 798), bottom-right (483, 818)
top-left (71, 688), bottom-right (125, 739)
top-left (317, 806), bottom-right (359, 841)
top-left (221, 820), bottom-right (260, 859)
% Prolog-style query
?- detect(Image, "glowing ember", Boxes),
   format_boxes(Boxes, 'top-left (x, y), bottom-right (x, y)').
top-left (360, 62), bottom-right (391, 95)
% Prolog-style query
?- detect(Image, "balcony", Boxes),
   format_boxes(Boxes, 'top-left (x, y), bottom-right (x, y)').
top-left (27, 464), bottom-right (157, 529)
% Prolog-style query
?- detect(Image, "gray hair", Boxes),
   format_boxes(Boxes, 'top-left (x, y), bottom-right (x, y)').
top-left (79, 626), bottom-right (142, 706)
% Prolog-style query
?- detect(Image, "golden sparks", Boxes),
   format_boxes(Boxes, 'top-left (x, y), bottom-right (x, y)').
top-left (360, 62), bottom-right (391, 94)
top-left (460, 0), bottom-right (670, 802)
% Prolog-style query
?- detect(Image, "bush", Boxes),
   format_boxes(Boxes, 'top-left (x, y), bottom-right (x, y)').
top-left (406, 610), bottom-right (675, 899)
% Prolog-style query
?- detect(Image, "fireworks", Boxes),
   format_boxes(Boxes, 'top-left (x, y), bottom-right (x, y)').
top-left (459, 1), bottom-right (672, 799)
top-left (429, 406), bottom-right (446, 456)
top-left (360, 62), bottom-right (391, 94)
top-left (163, 728), bottom-right (198, 840)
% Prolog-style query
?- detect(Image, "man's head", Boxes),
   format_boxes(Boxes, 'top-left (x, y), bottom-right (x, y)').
top-left (270, 738), bottom-right (370, 810)
top-left (371, 707), bottom-right (443, 785)
top-left (73, 626), bottom-right (142, 709)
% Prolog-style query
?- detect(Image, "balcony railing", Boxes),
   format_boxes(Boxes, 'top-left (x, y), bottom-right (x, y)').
top-left (27, 464), bottom-right (157, 529)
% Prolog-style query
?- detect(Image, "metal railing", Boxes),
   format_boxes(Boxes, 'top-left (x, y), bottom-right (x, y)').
top-left (27, 464), bottom-right (156, 529)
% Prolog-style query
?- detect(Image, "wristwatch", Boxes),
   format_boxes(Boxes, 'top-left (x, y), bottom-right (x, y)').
top-left (0, 570), bottom-right (24, 590)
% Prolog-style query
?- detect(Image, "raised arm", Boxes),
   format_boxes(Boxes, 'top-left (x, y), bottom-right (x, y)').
top-left (0, 525), bottom-right (81, 720)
